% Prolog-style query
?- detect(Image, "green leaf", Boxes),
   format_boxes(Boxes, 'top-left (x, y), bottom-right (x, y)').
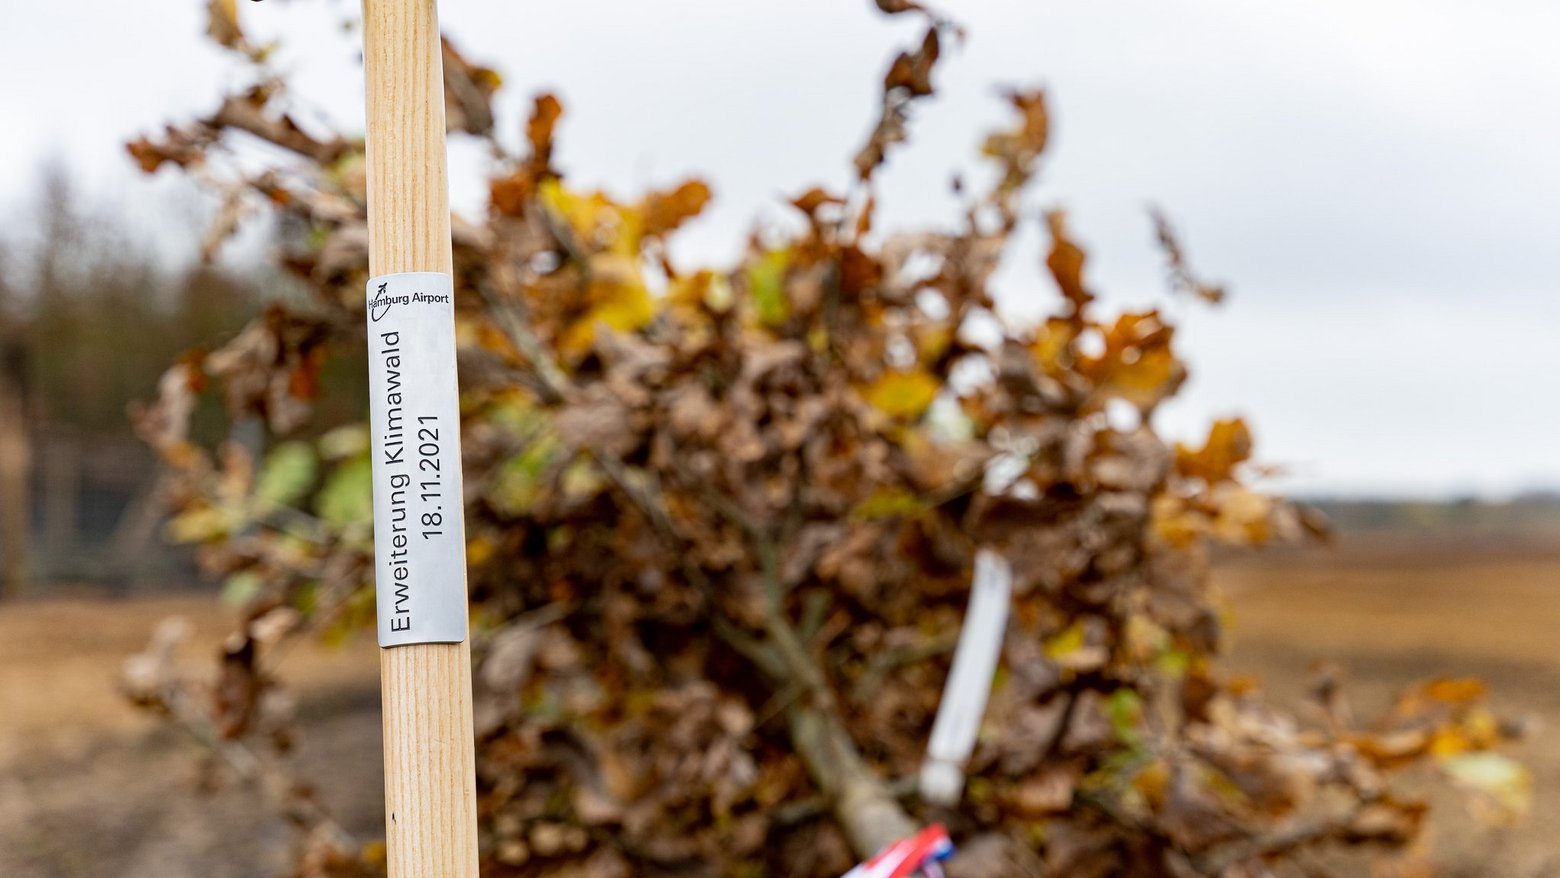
top-left (221, 570), bottom-right (264, 609)
top-left (292, 580), bottom-right (319, 617)
top-left (747, 248), bottom-right (791, 326)
top-left (1155, 647), bottom-right (1191, 678)
top-left (490, 435), bottom-right (564, 516)
top-left (319, 424), bottom-right (370, 460)
top-left (256, 441), bottom-right (317, 508)
top-left (1107, 688), bottom-right (1144, 746)
top-left (1442, 752), bottom-right (1531, 817)
top-left (316, 455), bottom-right (374, 527)
top-left (321, 584), bottom-right (377, 647)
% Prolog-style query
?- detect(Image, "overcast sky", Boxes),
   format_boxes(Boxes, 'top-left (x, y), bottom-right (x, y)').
top-left (3, 0), bottom-right (1558, 498)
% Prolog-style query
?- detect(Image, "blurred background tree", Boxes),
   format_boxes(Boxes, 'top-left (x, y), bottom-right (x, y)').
top-left (0, 164), bottom-right (266, 590)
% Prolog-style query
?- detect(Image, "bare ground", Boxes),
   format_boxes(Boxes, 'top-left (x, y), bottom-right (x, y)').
top-left (1, 536), bottom-right (1557, 876)
top-left (0, 596), bottom-right (383, 878)
top-left (1216, 538), bottom-right (1560, 877)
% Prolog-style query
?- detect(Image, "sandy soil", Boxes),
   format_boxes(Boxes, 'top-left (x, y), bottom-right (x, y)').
top-left (1216, 538), bottom-right (1560, 877)
top-left (0, 596), bottom-right (382, 878)
top-left (2, 536), bottom-right (1557, 877)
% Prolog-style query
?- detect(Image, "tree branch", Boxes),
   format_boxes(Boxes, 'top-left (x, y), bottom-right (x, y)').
top-left (480, 293), bottom-right (918, 860)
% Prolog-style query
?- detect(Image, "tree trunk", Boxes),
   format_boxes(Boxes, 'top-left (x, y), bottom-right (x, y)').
top-left (0, 342), bottom-right (31, 598)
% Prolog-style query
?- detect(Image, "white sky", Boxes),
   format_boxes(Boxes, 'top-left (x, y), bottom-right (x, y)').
top-left (2, 0), bottom-right (1557, 498)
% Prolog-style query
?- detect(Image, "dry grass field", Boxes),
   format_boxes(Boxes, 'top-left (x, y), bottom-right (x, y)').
top-left (2, 526), bottom-right (1557, 876)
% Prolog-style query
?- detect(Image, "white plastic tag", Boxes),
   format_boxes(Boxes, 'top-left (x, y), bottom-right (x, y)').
top-left (366, 272), bottom-right (468, 647)
top-left (920, 549), bottom-right (1013, 805)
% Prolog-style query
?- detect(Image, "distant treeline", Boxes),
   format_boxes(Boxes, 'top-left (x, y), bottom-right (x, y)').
top-left (1305, 494), bottom-right (1560, 537)
top-left (0, 170), bottom-right (277, 431)
top-left (0, 168), bottom-right (272, 592)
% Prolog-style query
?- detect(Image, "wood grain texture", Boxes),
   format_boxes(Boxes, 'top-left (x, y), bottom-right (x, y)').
top-left (362, 1), bottom-right (479, 876)
top-left (379, 642), bottom-right (479, 878)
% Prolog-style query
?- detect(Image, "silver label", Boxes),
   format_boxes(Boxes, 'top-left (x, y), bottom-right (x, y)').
top-left (366, 272), bottom-right (468, 646)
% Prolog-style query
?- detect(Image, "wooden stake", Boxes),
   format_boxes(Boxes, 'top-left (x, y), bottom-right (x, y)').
top-left (362, 1), bottom-right (479, 875)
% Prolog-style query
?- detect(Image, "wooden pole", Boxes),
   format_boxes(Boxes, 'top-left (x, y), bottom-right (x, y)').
top-left (361, 2), bottom-right (479, 876)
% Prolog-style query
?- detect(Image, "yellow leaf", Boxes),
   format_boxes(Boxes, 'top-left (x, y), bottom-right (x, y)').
top-left (205, 0), bottom-right (243, 50)
top-left (1030, 317), bottom-right (1077, 374)
top-left (1087, 311), bottom-right (1185, 411)
top-left (1151, 494), bottom-right (1205, 547)
top-left (669, 269), bottom-right (719, 308)
top-left (1133, 759), bottom-right (1170, 807)
top-left (1122, 614), bottom-right (1167, 663)
top-left (1442, 753), bottom-right (1532, 820)
top-left (1176, 418), bottom-right (1253, 484)
top-left (539, 179), bottom-right (643, 257)
top-left (466, 535), bottom-right (497, 569)
top-left (1348, 729), bottom-right (1431, 768)
top-left (914, 324), bottom-right (953, 362)
top-left (361, 840), bottom-right (388, 866)
top-left (1045, 620), bottom-right (1108, 672)
top-left (1109, 346), bottom-right (1178, 402)
top-left (166, 505), bottom-right (237, 543)
top-left (1424, 677), bottom-right (1487, 705)
top-left (850, 486), bottom-right (926, 519)
top-left (864, 370), bottom-right (939, 420)
top-left (1208, 485), bottom-right (1273, 544)
top-left (559, 274), bottom-right (654, 356)
top-left (1044, 622), bottom-right (1086, 659)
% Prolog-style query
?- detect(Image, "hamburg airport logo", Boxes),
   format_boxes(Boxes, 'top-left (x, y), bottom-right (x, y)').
top-left (369, 282), bottom-right (453, 322)
top-left (369, 283), bottom-right (404, 322)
